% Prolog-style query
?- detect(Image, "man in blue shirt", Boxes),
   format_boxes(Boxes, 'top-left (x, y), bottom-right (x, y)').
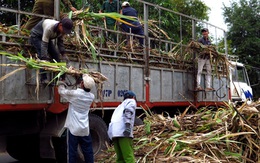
top-left (121, 1), bottom-right (144, 47)
top-left (196, 28), bottom-right (214, 91)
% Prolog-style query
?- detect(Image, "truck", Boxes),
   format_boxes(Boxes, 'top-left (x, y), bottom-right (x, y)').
top-left (0, 0), bottom-right (255, 162)
top-left (229, 55), bottom-right (254, 104)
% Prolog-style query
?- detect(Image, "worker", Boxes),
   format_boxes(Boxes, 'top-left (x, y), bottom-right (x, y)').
top-left (196, 28), bottom-right (214, 91)
top-left (99, 0), bottom-right (122, 42)
top-left (29, 18), bottom-right (73, 83)
top-left (121, 1), bottom-right (144, 47)
top-left (57, 74), bottom-right (95, 163)
top-left (24, 0), bottom-right (77, 30)
top-left (108, 90), bottom-right (137, 163)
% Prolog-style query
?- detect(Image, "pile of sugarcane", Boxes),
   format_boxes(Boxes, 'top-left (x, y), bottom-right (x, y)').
top-left (95, 102), bottom-right (260, 163)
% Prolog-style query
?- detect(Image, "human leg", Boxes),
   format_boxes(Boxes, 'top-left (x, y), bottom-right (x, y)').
top-left (68, 131), bottom-right (79, 163)
top-left (107, 23), bottom-right (117, 42)
top-left (133, 26), bottom-right (144, 46)
top-left (24, 1), bottom-right (43, 30)
top-left (42, 1), bottom-right (54, 16)
top-left (79, 135), bottom-right (94, 163)
top-left (118, 137), bottom-right (135, 163)
top-left (205, 59), bottom-right (212, 89)
top-left (112, 138), bottom-right (125, 163)
top-left (196, 58), bottom-right (206, 89)
top-left (30, 36), bottom-right (47, 81)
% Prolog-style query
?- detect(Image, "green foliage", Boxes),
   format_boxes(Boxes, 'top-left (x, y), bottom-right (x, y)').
top-left (223, 0), bottom-right (260, 99)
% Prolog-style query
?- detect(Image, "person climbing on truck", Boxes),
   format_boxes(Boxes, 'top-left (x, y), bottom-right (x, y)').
top-left (29, 18), bottom-right (73, 83)
top-left (108, 90), bottom-right (137, 163)
top-left (57, 74), bottom-right (95, 163)
top-left (121, 1), bottom-right (144, 47)
top-left (99, 0), bottom-right (122, 42)
top-left (24, 0), bottom-right (77, 30)
top-left (196, 28), bottom-right (214, 91)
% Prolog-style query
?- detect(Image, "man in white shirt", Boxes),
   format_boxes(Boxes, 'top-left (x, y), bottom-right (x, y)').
top-left (57, 74), bottom-right (95, 163)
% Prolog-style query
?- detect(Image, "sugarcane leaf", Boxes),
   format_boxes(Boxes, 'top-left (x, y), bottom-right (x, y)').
top-left (68, 11), bottom-right (73, 19)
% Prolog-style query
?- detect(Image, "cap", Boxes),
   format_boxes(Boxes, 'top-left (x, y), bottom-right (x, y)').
top-left (123, 90), bottom-right (136, 100)
top-left (61, 18), bottom-right (73, 34)
top-left (201, 28), bottom-right (209, 32)
top-left (82, 74), bottom-right (95, 89)
top-left (122, 1), bottom-right (130, 7)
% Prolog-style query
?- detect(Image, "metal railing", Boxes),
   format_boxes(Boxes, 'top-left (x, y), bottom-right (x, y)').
top-left (0, 0), bottom-right (228, 61)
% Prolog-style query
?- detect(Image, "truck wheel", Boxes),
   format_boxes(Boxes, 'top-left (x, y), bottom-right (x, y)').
top-left (6, 134), bottom-right (40, 161)
top-left (81, 114), bottom-right (109, 157)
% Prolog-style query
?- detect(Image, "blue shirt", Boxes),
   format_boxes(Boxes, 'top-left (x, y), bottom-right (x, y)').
top-left (122, 6), bottom-right (138, 23)
top-left (198, 37), bottom-right (211, 45)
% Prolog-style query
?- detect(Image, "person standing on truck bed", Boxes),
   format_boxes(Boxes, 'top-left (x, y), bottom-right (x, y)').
top-left (196, 28), bottom-right (214, 91)
top-left (99, 0), bottom-right (122, 42)
top-left (121, 1), bottom-right (144, 47)
top-left (108, 90), bottom-right (137, 163)
top-left (29, 18), bottom-right (73, 83)
top-left (24, 0), bottom-right (77, 30)
top-left (57, 74), bottom-right (95, 163)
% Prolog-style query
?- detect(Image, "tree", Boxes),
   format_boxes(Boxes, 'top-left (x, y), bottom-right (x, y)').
top-left (223, 0), bottom-right (260, 99)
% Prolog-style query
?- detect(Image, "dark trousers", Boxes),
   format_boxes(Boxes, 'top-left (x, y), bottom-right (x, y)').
top-left (30, 36), bottom-right (60, 80)
top-left (121, 22), bottom-right (144, 45)
top-left (24, 0), bottom-right (54, 30)
top-left (68, 130), bottom-right (94, 163)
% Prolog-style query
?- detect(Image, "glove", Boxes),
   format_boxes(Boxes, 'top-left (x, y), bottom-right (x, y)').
top-left (56, 81), bottom-right (68, 87)
top-left (123, 123), bottom-right (131, 137)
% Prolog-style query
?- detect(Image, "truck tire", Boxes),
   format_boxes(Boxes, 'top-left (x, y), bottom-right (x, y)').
top-left (89, 113), bottom-right (109, 155)
top-left (6, 134), bottom-right (40, 162)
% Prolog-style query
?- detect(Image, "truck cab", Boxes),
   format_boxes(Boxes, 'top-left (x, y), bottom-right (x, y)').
top-left (229, 57), bottom-right (253, 103)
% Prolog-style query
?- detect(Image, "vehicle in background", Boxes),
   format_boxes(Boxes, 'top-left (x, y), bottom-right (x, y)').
top-left (229, 55), bottom-right (254, 104)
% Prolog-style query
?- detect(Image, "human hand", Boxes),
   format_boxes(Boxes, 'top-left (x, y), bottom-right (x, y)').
top-left (123, 128), bottom-right (131, 137)
top-left (123, 123), bottom-right (131, 137)
top-left (56, 81), bottom-right (67, 87)
top-left (70, 6), bottom-right (77, 12)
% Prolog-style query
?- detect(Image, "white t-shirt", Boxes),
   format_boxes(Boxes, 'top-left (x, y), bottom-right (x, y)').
top-left (58, 85), bottom-right (94, 136)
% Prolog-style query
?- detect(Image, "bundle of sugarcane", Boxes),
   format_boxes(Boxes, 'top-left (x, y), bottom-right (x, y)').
top-left (187, 40), bottom-right (231, 78)
top-left (95, 102), bottom-right (260, 163)
top-left (188, 41), bottom-right (219, 58)
top-left (0, 51), bottom-right (108, 84)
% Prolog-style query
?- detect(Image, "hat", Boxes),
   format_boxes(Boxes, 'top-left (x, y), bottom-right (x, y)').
top-left (201, 28), bottom-right (209, 32)
top-left (82, 74), bottom-right (95, 89)
top-left (123, 90), bottom-right (136, 100)
top-left (122, 1), bottom-right (130, 7)
top-left (61, 18), bottom-right (73, 34)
